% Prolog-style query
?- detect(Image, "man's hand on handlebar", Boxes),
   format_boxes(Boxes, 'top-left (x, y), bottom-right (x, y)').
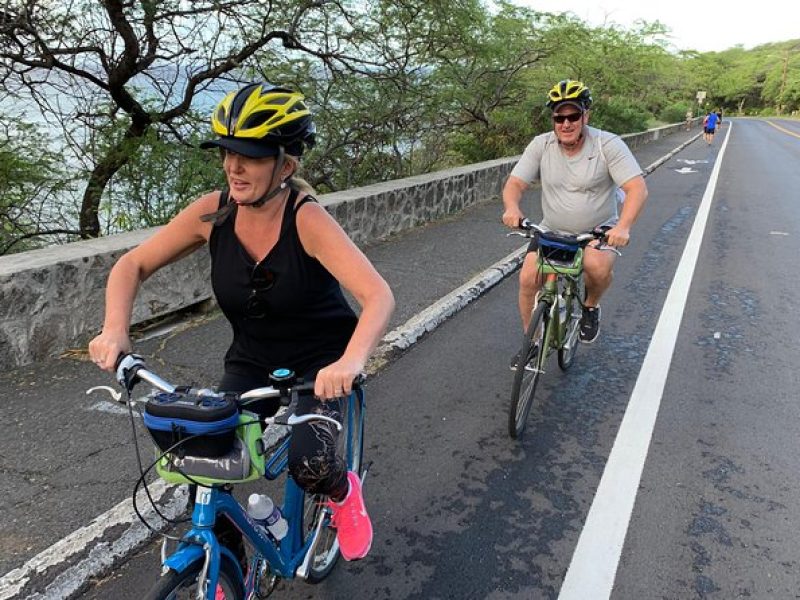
top-left (502, 207), bottom-right (525, 229)
top-left (602, 223), bottom-right (631, 247)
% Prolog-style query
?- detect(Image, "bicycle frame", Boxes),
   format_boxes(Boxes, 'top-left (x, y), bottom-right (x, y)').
top-left (162, 477), bottom-right (307, 593)
top-left (536, 248), bottom-right (585, 355)
top-left (159, 390), bottom-right (365, 599)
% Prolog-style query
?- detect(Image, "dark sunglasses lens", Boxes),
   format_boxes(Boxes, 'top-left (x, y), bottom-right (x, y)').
top-left (554, 112), bottom-right (582, 124)
top-left (246, 265), bottom-right (275, 318)
top-left (251, 265), bottom-right (275, 289)
top-left (246, 291), bottom-right (267, 318)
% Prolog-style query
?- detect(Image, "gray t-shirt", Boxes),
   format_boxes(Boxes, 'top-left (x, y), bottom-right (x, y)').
top-left (510, 126), bottom-right (642, 234)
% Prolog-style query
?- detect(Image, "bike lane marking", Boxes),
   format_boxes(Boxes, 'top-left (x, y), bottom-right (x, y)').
top-left (558, 124), bottom-right (733, 599)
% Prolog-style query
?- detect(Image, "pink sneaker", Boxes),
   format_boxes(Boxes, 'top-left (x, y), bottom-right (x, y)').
top-left (329, 471), bottom-right (373, 561)
top-left (215, 584), bottom-right (226, 600)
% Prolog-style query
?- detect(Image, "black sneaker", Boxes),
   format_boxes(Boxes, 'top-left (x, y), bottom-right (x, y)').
top-left (579, 306), bottom-right (601, 344)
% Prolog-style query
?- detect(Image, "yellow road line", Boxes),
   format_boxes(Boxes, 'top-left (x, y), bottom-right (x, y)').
top-left (766, 119), bottom-right (800, 139)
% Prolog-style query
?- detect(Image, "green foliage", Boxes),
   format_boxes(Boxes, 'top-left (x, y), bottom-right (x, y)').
top-left (0, 119), bottom-right (78, 253)
top-left (590, 97), bottom-right (651, 134)
top-left (682, 40), bottom-right (800, 114)
top-left (108, 125), bottom-right (223, 231)
top-left (659, 102), bottom-right (694, 124)
top-left (2, 1), bottom-right (799, 251)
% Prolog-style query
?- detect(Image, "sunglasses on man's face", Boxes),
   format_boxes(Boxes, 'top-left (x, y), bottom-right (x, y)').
top-left (245, 262), bottom-right (276, 318)
top-left (552, 112), bottom-right (583, 124)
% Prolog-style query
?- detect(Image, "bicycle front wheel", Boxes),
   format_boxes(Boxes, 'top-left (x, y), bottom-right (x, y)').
top-left (509, 301), bottom-right (548, 438)
top-left (144, 556), bottom-right (244, 600)
top-left (558, 274), bottom-right (584, 370)
top-left (303, 390), bottom-right (365, 583)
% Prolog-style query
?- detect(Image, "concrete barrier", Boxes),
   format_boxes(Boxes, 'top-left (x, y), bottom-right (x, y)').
top-left (0, 122), bottom-right (687, 369)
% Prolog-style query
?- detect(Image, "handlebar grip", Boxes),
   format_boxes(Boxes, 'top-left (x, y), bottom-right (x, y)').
top-left (115, 353), bottom-right (145, 390)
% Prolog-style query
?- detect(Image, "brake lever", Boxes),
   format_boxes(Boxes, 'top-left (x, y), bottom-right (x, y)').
top-left (86, 385), bottom-right (123, 403)
top-left (286, 414), bottom-right (343, 431)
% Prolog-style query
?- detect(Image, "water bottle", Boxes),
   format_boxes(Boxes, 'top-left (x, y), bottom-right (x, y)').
top-left (247, 493), bottom-right (288, 541)
top-left (557, 294), bottom-right (567, 322)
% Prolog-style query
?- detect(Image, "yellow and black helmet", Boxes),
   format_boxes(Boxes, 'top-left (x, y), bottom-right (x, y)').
top-left (545, 80), bottom-right (592, 110)
top-left (200, 83), bottom-right (316, 158)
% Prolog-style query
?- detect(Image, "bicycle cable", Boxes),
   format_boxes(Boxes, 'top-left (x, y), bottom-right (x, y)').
top-left (124, 385), bottom-right (263, 540)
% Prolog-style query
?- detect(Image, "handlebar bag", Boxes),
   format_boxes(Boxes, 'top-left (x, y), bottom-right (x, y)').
top-left (155, 412), bottom-right (266, 485)
top-left (538, 231), bottom-right (580, 264)
top-left (143, 391), bottom-right (239, 458)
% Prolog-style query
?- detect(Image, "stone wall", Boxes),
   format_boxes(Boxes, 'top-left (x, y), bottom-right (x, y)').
top-left (0, 123), bottom-right (686, 369)
top-left (0, 158), bottom-right (515, 369)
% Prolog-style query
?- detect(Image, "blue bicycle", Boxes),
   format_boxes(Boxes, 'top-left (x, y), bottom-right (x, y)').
top-left (110, 354), bottom-right (366, 600)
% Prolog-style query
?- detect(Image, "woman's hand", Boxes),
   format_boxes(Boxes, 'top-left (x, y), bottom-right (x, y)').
top-left (88, 331), bottom-right (131, 372)
top-left (314, 357), bottom-right (364, 400)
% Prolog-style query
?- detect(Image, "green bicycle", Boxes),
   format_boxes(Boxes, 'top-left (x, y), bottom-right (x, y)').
top-left (508, 219), bottom-right (616, 439)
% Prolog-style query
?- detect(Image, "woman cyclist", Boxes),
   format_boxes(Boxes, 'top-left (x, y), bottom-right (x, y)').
top-left (89, 82), bottom-right (395, 564)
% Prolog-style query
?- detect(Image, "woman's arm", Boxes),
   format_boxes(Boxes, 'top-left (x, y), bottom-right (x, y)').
top-left (88, 192), bottom-right (219, 370)
top-left (296, 201), bottom-right (395, 399)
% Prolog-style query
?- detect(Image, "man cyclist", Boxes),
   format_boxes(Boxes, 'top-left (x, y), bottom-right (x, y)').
top-left (502, 80), bottom-right (648, 356)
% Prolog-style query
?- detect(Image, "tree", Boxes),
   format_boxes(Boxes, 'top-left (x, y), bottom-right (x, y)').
top-left (0, 0), bottom-right (418, 239)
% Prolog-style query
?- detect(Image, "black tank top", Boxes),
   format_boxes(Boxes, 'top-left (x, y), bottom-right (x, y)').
top-left (209, 189), bottom-right (358, 379)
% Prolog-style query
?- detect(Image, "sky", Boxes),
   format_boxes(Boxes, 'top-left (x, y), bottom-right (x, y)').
top-left (515, 0), bottom-right (800, 53)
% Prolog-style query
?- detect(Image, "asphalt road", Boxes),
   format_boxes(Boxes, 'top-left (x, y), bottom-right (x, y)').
top-left (3, 118), bottom-right (799, 599)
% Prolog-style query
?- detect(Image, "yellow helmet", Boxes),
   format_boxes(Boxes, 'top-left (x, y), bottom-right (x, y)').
top-left (546, 80), bottom-right (592, 110)
top-left (201, 83), bottom-right (316, 157)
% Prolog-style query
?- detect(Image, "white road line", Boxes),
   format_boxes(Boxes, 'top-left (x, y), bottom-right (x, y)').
top-left (558, 125), bottom-right (733, 599)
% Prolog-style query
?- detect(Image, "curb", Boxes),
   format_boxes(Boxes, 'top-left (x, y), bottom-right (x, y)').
top-left (0, 483), bottom-right (188, 600)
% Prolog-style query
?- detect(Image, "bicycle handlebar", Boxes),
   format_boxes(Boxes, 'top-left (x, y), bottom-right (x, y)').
top-left (112, 353), bottom-right (364, 431)
top-left (510, 218), bottom-right (621, 255)
top-left (517, 218), bottom-right (604, 242)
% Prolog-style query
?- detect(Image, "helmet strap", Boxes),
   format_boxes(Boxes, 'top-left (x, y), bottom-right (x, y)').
top-left (235, 145), bottom-right (289, 209)
top-left (198, 146), bottom-right (290, 225)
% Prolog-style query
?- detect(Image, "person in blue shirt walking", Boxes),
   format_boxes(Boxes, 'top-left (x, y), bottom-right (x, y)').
top-left (703, 110), bottom-right (720, 144)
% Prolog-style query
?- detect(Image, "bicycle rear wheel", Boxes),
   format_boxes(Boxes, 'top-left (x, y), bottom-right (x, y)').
top-left (558, 274), bottom-right (584, 370)
top-left (508, 301), bottom-right (548, 438)
top-left (144, 556), bottom-right (244, 600)
top-left (303, 390), bottom-right (365, 583)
